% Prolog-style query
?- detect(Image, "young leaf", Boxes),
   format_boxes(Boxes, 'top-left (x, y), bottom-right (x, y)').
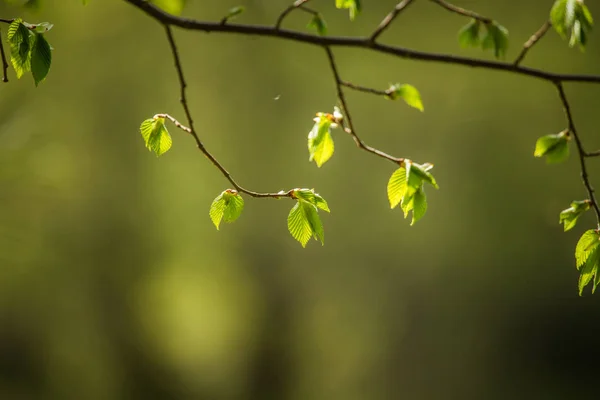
top-left (293, 189), bottom-right (330, 212)
top-left (575, 229), bottom-right (600, 268)
top-left (308, 113), bottom-right (335, 167)
top-left (481, 21), bottom-right (509, 59)
top-left (409, 162), bottom-right (438, 189)
top-left (307, 13), bottom-right (327, 36)
top-left (287, 200), bottom-right (325, 247)
top-left (387, 167), bottom-right (407, 209)
top-left (458, 19), bottom-right (481, 48)
top-left (151, 0), bottom-right (185, 15)
top-left (335, 0), bottom-right (361, 21)
top-left (578, 246), bottom-right (599, 296)
top-left (534, 131), bottom-right (570, 163)
top-left (140, 117), bottom-right (173, 156)
top-left (551, 0), bottom-right (593, 50)
top-left (411, 187), bottom-right (427, 225)
top-left (224, 6), bottom-right (245, 22)
top-left (559, 200), bottom-right (591, 231)
top-left (8, 19), bottom-right (33, 79)
top-left (385, 84), bottom-right (424, 112)
top-left (31, 32), bottom-right (52, 86)
top-left (209, 190), bottom-right (244, 230)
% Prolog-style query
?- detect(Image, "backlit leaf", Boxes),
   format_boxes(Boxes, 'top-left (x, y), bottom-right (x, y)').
top-left (140, 117), bottom-right (172, 156)
top-left (575, 229), bottom-right (600, 268)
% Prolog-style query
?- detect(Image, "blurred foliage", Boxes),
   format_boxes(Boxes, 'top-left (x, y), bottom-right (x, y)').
top-left (1, 1), bottom-right (600, 399)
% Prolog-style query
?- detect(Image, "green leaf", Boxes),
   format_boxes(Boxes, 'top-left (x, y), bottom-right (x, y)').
top-left (287, 200), bottom-right (325, 247)
top-left (385, 84), bottom-right (424, 111)
top-left (575, 229), bottom-right (600, 268)
top-left (223, 6), bottom-right (244, 22)
top-left (387, 167), bottom-right (407, 209)
top-left (140, 117), bottom-right (173, 156)
top-left (559, 200), bottom-right (591, 231)
top-left (151, 0), bottom-right (185, 15)
top-left (481, 21), bottom-right (509, 59)
top-left (335, 0), bottom-right (361, 21)
top-left (308, 113), bottom-right (335, 167)
top-left (534, 131), bottom-right (570, 163)
top-left (458, 19), bottom-right (481, 48)
top-left (8, 19), bottom-right (33, 79)
top-left (209, 190), bottom-right (244, 230)
top-left (293, 189), bottom-right (330, 212)
top-left (31, 22), bottom-right (53, 33)
top-left (551, 0), bottom-right (593, 50)
top-left (409, 162), bottom-right (438, 189)
top-left (30, 32), bottom-right (51, 86)
top-left (307, 12), bottom-right (327, 36)
top-left (411, 187), bottom-right (427, 225)
top-left (578, 246), bottom-right (599, 296)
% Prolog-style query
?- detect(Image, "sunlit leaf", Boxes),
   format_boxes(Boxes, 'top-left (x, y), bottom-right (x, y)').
top-left (288, 200), bottom-right (324, 247)
top-left (575, 229), bottom-right (600, 268)
top-left (308, 114), bottom-right (335, 167)
top-left (209, 190), bottom-right (244, 230)
top-left (411, 187), bottom-right (427, 225)
top-left (140, 117), bottom-right (173, 156)
top-left (559, 200), bottom-right (591, 231)
top-left (534, 131), bottom-right (570, 163)
top-left (387, 167), bottom-right (407, 209)
top-left (385, 83), bottom-right (424, 111)
top-left (151, 0), bottom-right (185, 15)
top-left (8, 19), bottom-right (32, 79)
top-left (579, 246), bottom-right (599, 296)
top-left (294, 189), bottom-right (330, 212)
top-left (551, 0), bottom-right (593, 50)
top-left (335, 0), bottom-right (361, 21)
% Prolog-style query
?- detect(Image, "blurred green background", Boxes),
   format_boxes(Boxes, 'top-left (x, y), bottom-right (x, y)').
top-left (1, 1), bottom-right (600, 399)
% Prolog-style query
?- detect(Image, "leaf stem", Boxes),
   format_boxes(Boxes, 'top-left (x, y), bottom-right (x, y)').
top-left (163, 25), bottom-right (293, 199)
top-left (275, 0), bottom-right (316, 30)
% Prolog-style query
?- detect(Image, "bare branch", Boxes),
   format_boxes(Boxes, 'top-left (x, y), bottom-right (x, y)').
top-left (514, 20), bottom-right (552, 66)
top-left (163, 25), bottom-right (292, 199)
top-left (0, 27), bottom-right (8, 83)
top-left (324, 47), bottom-right (403, 165)
top-left (555, 83), bottom-right (600, 227)
top-left (0, 18), bottom-right (13, 24)
top-left (123, 0), bottom-right (600, 84)
top-left (370, 0), bottom-right (415, 41)
top-left (429, 0), bottom-right (492, 23)
top-left (586, 150), bottom-right (600, 157)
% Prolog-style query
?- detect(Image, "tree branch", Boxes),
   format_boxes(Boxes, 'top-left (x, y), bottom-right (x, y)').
top-left (514, 20), bottom-right (552, 66)
top-left (340, 81), bottom-right (388, 97)
top-left (370, 0), bottom-right (415, 41)
top-left (0, 27), bottom-right (8, 83)
top-left (555, 83), bottom-right (600, 227)
top-left (324, 47), bottom-right (403, 165)
top-left (123, 0), bottom-right (600, 84)
top-left (0, 18), bottom-right (13, 24)
top-left (163, 25), bottom-right (292, 199)
top-left (429, 0), bottom-right (492, 24)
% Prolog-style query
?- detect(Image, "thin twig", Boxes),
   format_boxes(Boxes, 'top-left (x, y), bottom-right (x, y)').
top-left (340, 81), bottom-right (388, 96)
top-left (371, 0), bottom-right (415, 41)
top-left (514, 20), bottom-right (552, 66)
top-left (429, 0), bottom-right (492, 23)
top-left (123, 0), bottom-right (600, 84)
top-left (555, 82), bottom-right (600, 227)
top-left (276, 0), bottom-right (313, 30)
top-left (586, 150), bottom-right (600, 157)
top-left (0, 27), bottom-right (8, 83)
top-left (163, 25), bottom-right (292, 199)
top-left (0, 18), bottom-right (13, 24)
top-left (324, 46), bottom-right (403, 165)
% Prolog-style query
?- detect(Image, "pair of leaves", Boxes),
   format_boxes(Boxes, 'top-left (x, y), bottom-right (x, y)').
top-left (288, 189), bottom-right (330, 247)
top-left (140, 116), bottom-right (173, 156)
top-left (308, 107), bottom-right (342, 168)
top-left (458, 19), bottom-right (509, 59)
top-left (385, 83), bottom-right (424, 112)
top-left (560, 200), bottom-right (591, 231)
top-left (387, 160), bottom-right (438, 225)
top-left (209, 190), bottom-right (245, 230)
top-left (575, 229), bottom-right (600, 295)
top-left (551, 0), bottom-right (593, 51)
top-left (7, 18), bottom-right (52, 85)
top-left (534, 130), bottom-right (570, 163)
top-left (336, 0), bottom-right (361, 21)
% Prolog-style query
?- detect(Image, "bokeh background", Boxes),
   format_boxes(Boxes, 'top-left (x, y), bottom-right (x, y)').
top-left (1, 0), bottom-right (600, 399)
